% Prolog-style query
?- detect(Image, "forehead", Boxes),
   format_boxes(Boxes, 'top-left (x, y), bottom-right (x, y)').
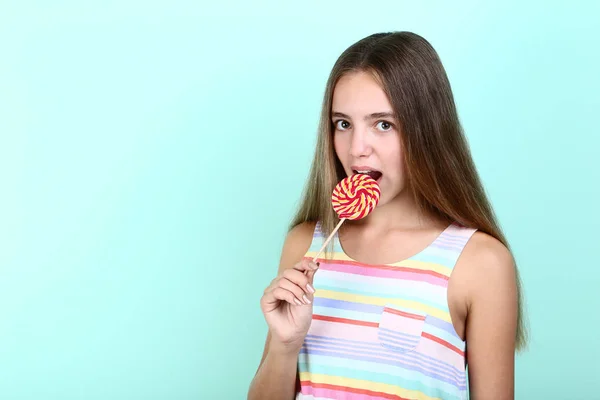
top-left (331, 71), bottom-right (392, 115)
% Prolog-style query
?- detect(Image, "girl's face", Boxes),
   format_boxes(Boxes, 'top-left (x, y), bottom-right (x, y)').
top-left (332, 71), bottom-right (407, 206)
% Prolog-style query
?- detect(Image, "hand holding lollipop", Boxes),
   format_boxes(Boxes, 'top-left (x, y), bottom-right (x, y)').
top-left (312, 173), bottom-right (381, 262)
top-left (257, 174), bottom-right (380, 353)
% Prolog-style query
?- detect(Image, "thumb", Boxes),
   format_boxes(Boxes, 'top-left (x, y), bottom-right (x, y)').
top-left (306, 261), bottom-right (320, 285)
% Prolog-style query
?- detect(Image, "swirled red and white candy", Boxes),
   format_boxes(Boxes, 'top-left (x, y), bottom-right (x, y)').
top-left (331, 174), bottom-right (381, 220)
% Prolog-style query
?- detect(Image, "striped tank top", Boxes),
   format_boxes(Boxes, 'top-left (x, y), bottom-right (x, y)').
top-left (296, 221), bottom-right (478, 400)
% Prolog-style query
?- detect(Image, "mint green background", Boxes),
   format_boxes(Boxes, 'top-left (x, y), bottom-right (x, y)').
top-left (1, 1), bottom-right (598, 399)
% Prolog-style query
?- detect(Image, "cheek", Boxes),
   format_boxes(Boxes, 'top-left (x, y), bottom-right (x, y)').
top-left (333, 133), bottom-right (347, 159)
top-left (382, 139), bottom-right (404, 173)
top-left (396, 150), bottom-right (405, 173)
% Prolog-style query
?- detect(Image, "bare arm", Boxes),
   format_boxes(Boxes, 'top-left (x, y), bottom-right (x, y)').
top-left (247, 222), bottom-right (316, 400)
top-left (247, 332), bottom-right (301, 400)
top-left (462, 233), bottom-right (519, 399)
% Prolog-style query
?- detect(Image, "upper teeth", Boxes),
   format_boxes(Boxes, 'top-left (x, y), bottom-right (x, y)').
top-left (356, 170), bottom-right (372, 173)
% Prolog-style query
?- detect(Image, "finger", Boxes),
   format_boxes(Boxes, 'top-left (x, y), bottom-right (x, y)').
top-left (268, 287), bottom-right (303, 307)
top-left (306, 267), bottom-right (317, 286)
top-left (262, 277), bottom-right (280, 295)
top-left (261, 287), bottom-right (302, 315)
top-left (299, 262), bottom-right (319, 302)
top-left (303, 260), bottom-right (320, 276)
top-left (305, 268), bottom-right (318, 298)
top-left (305, 259), bottom-right (319, 279)
top-left (282, 269), bottom-right (313, 294)
top-left (278, 277), bottom-right (312, 305)
top-left (263, 264), bottom-right (312, 295)
top-left (292, 258), bottom-right (319, 273)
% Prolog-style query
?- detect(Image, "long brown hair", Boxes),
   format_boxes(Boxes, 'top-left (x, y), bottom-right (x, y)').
top-left (289, 31), bottom-right (528, 351)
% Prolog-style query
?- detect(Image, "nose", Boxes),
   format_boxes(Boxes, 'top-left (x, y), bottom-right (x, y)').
top-left (349, 125), bottom-right (372, 158)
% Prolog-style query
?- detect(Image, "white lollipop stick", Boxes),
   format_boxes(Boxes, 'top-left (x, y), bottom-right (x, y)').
top-left (312, 218), bottom-right (345, 263)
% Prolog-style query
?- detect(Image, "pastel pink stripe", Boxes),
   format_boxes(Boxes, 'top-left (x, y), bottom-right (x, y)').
top-left (323, 262), bottom-right (449, 286)
top-left (301, 384), bottom-right (399, 400)
top-left (308, 319), bottom-right (377, 342)
top-left (316, 269), bottom-right (449, 294)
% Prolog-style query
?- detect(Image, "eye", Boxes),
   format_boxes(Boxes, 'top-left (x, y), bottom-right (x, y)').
top-left (376, 121), bottom-right (394, 132)
top-left (334, 120), bottom-right (351, 131)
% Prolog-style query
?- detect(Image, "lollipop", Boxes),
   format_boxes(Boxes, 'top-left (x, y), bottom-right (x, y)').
top-left (312, 174), bottom-right (381, 262)
top-left (332, 173), bottom-right (380, 220)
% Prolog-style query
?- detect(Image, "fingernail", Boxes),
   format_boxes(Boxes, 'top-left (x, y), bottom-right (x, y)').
top-left (303, 295), bottom-right (311, 304)
top-left (294, 298), bottom-right (302, 306)
top-left (307, 283), bottom-right (315, 293)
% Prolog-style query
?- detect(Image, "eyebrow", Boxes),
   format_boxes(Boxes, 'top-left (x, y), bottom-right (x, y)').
top-left (331, 111), bottom-right (397, 121)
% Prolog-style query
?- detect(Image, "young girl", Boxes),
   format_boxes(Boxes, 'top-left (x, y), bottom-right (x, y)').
top-left (248, 31), bottom-right (527, 400)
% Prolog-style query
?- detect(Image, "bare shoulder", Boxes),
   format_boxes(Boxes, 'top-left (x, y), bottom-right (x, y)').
top-left (449, 231), bottom-right (516, 337)
top-left (469, 231), bottom-right (513, 262)
top-left (278, 221), bottom-right (317, 272)
top-left (457, 231), bottom-right (516, 298)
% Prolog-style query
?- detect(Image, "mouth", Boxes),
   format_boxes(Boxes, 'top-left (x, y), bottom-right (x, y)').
top-left (352, 168), bottom-right (383, 183)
